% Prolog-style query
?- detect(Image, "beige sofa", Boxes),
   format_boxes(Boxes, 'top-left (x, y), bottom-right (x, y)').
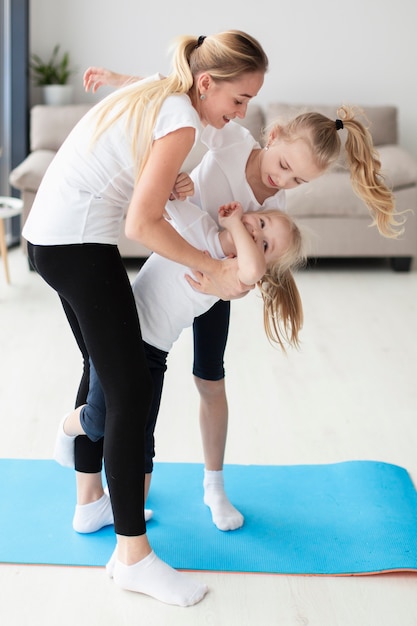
top-left (10, 102), bottom-right (417, 270)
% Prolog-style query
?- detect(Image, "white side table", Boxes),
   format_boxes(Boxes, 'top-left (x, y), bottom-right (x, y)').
top-left (0, 196), bottom-right (23, 284)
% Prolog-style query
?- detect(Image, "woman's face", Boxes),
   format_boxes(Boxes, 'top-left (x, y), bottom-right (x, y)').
top-left (197, 71), bottom-right (264, 129)
top-left (260, 137), bottom-right (323, 191)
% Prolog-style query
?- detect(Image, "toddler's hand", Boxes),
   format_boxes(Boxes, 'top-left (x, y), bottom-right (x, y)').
top-left (218, 201), bottom-right (243, 228)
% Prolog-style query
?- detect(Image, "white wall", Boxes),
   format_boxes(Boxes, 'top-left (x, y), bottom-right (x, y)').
top-left (30, 0), bottom-right (417, 157)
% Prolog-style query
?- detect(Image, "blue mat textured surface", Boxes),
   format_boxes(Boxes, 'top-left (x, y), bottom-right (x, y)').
top-left (1, 459), bottom-right (417, 574)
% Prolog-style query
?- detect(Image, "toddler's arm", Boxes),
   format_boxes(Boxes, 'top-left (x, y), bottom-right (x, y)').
top-left (218, 202), bottom-right (266, 285)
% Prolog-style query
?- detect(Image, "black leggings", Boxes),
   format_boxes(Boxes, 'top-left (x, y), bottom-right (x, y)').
top-left (28, 242), bottom-right (153, 536)
top-left (192, 299), bottom-right (230, 381)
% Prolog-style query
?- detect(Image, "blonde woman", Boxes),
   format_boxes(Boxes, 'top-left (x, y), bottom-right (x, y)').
top-left (22, 31), bottom-right (269, 607)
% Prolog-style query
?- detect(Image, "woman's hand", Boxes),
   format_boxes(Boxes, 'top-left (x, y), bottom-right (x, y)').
top-left (185, 256), bottom-right (254, 300)
top-left (83, 66), bottom-right (139, 93)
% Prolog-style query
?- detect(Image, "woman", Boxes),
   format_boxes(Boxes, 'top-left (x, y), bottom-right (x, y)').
top-left (22, 31), bottom-right (268, 607)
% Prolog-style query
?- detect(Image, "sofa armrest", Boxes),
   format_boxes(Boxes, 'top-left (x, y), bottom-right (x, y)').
top-left (9, 150), bottom-right (55, 193)
top-left (30, 104), bottom-right (92, 151)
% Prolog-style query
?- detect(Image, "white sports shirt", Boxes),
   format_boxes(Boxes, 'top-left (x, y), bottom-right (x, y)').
top-left (191, 122), bottom-right (286, 223)
top-left (23, 77), bottom-right (201, 246)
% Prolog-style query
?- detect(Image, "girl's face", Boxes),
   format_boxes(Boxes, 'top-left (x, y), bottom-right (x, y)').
top-left (260, 135), bottom-right (323, 191)
top-left (241, 212), bottom-right (291, 265)
top-left (196, 72), bottom-right (264, 129)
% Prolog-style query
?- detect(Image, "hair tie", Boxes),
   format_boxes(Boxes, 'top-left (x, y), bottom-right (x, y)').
top-left (196, 35), bottom-right (206, 48)
top-left (335, 119), bottom-right (344, 131)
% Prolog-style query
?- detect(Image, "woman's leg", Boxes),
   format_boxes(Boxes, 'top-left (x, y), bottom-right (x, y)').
top-left (29, 243), bottom-right (151, 530)
top-left (29, 243), bottom-right (207, 606)
top-left (193, 300), bottom-right (243, 531)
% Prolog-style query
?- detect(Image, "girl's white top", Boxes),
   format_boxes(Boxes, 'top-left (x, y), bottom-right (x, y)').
top-left (132, 199), bottom-right (224, 352)
top-left (23, 75), bottom-right (202, 246)
top-left (191, 122), bottom-right (286, 224)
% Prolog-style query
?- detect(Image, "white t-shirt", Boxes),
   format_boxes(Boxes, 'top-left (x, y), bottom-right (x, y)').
top-left (190, 122), bottom-right (286, 223)
top-left (132, 199), bottom-right (224, 352)
top-left (23, 78), bottom-right (202, 246)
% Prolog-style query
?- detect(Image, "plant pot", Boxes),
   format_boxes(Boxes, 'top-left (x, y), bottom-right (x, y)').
top-left (42, 84), bottom-right (73, 105)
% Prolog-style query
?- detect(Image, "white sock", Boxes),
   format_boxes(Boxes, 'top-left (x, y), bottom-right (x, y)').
top-left (73, 493), bottom-right (114, 533)
top-left (53, 414), bottom-right (76, 468)
top-left (113, 550), bottom-right (208, 607)
top-left (203, 469), bottom-right (244, 531)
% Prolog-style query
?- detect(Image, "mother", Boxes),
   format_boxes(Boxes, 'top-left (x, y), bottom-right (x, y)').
top-left (22, 30), bottom-right (268, 607)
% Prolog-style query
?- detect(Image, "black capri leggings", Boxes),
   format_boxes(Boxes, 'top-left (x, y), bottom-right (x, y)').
top-left (28, 242), bottom-right (153, 537)
top-left (192, 298), bottom-right (231, 381)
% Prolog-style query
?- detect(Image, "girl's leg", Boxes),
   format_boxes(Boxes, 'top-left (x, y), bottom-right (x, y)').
top-left (74, 342), bottom-right (168, 532)
top-left (57, 341), bottom-right (167, 532)
top-left (193, 376), bottom-right (228, 470)
top-left (29, 243), bottom-right (207, 606)
top-left (193, 300), bottom-right (243, 531)
top-left (53, 295), bottom-right (111, 530)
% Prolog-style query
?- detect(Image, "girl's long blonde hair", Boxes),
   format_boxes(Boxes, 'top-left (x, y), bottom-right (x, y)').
top-left (91, 31), bottom-right (268, 181)
top-left (256, 211), bottom-right (307, 351)
top-left (268, 106), bottom-right (405, 238)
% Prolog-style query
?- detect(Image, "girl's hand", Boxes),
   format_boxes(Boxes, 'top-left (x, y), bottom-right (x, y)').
top-left (185, 256), bottom-right (254, 300)
top-left (169, 172), bottom-right (195, 201)
top-left (83, 66), bottom-right (139, 93)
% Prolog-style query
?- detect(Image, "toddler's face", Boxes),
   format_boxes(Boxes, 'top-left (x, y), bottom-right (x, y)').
top-left (241, 212), bottom-right (291, 265)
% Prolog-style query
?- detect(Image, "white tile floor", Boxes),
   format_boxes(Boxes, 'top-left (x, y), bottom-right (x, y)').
top-left (1, 246), bottom-right (417, 625)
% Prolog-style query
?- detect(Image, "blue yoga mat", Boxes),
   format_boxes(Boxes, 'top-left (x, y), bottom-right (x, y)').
top-left (1, 459), bottom-right (417, 575)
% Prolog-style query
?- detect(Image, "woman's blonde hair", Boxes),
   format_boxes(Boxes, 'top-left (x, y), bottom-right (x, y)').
top-left (267, 105), bottom-right (405, 238)
top-left (256, 211), bottom-right (306, 351)
top-left (91, 31), bottom-right (268, 181)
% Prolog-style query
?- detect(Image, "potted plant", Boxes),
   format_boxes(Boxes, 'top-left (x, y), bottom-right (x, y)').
top-left (30, 44), bottom-right (76, 105)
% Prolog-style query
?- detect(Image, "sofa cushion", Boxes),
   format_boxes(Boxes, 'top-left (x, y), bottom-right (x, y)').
top-left (377, 145), bottom-right (417, 189)
top-left (9, 150), bottom-right (55, 192)
top-left (284, 143), bottom-right (417, 220)
top-left (30, 104), bottom-right (92, 152)
top-left (265, 103), bottom-right (398, 146)
top-left (286, 172), bottom-right (374, 219)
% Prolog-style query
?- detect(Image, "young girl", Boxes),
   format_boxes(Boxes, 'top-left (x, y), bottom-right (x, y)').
top-left (55, 198), bottom-right (306, 540)
top-left (22, 31), bottom-right (269, 607)
top-left (84, 65), bottom-right (405, 533)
